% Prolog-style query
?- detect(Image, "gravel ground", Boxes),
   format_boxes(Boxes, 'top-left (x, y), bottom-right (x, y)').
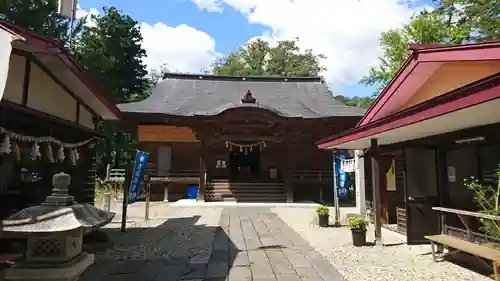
top-left (88, 202), bottom-right (222, 262)
top-left (272, 207), bottom-right (491, 281)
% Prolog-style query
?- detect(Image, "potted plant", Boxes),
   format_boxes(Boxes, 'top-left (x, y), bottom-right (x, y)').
top-left (316, 205), bottom-right (330, 227)
top-left (348, 216), bottom-right (367, 246)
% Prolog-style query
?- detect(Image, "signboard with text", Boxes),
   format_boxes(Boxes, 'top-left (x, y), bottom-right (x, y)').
top-left (335, 151), bottom-right (350, 200)
top-left (128, 150), bottom-right (149, 204)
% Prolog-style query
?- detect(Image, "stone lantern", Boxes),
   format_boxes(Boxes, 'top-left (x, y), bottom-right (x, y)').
top-left (0, 172), bottom-right (115, 281)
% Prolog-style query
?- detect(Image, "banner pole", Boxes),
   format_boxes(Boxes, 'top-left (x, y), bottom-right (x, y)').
top-left (121, 159), bottom-right (134, 232)
top-left (333, 150), bottom-right (341, 227)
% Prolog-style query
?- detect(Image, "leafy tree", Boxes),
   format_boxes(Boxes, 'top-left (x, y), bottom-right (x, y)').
top-left (436, 0), bottom-right (499, 41)
top-left (334, 95), bottom-right (374, 109)
top-left (71, 7), bottom-right (151, 167)
top-left (212, 38), bottom-right (326, 77)
top-left (72, 7), bottom-right (149, 103)
top-left (360, 11), bottom-right (471, 93)
top-left (0, 0), bottom-right (84, 45)
top-left (146, 63), bottom-right (170, 92)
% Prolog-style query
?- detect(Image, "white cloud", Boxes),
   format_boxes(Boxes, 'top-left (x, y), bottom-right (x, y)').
top-left (75, 5), bottom-right (99, 27)
top-left (191, 0), bottom-right (428, 88)
top-left (76, 6), bottom-right (220, 74)
top-left (140, 22), bottom-right (220, 73)
top-left (191, 0), bottom-right (223, 12)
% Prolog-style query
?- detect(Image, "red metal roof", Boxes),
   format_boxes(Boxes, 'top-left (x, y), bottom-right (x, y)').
top-left (357, 41), bottom-right (500, 127)
top-left (317, 73), bottom-right (500, 149)
top-left (0, 21), bottom-right (121, 119)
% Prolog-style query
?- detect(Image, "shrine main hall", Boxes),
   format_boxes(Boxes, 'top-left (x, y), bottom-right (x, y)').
top-left (118, 73), bottom-right (365, 203)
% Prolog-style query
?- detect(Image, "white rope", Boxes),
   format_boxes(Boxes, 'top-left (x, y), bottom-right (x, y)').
top-left (0, 126), bottom-right (98, 148)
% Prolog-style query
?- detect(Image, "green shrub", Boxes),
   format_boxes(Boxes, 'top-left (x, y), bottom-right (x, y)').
top-left (348, 216), bottom-right (367, 231)
top-left (316, 205), bottom-right (330, 216)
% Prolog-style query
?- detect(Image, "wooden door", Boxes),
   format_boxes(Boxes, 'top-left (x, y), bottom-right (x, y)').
top-left (157, 146), bottom-right (171, 176)
top-left (405, 148), bottom-right (440, 244)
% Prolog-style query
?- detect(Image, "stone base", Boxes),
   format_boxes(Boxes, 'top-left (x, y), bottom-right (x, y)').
top-left (5, 253), bottom-right (94, 281)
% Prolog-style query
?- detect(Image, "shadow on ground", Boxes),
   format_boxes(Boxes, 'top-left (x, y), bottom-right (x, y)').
top-left (416, 250), bottom-right (493, 278)
top-left (80, 215), bottom-right (238, 281)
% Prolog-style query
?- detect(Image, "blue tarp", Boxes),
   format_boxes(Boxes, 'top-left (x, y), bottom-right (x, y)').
top-left (187, 185), bottom-right (199, 200)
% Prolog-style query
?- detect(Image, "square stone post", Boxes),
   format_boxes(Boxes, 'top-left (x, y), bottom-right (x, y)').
top-left (282, 143), bottom-right (294, 203)
top-left (354, 149), bottom-right (366, 215)
top-left (198, 141), bottom-right (206, 202)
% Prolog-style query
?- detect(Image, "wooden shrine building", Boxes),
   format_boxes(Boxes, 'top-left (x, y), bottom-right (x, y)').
top-left (119, 73), bottom-right (365, 202)
top-left (0, 21), bottom-right (120, 218)
top-left (318, 42), bottom-right (500, 245)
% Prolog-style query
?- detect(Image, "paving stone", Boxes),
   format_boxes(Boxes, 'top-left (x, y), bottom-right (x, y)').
top-left (248, 249), bottom-right (270, 264)
top-left (213, 230), bottom-right (230, 251)
top-left (267, 251), bottom-right (295, 274)
top-left (307, 255), bottom-right (346, 281)
top-left (227, 265), bottom-right (252, 281)
top-left (181, 263), bottom-right (207, 280)
top-left (250, 263), bottom-right (275, 277)
top-left (230, 251), bottom-right (250, 267)
top-left (84, 207), bottom-right (343, 281)
top-left (276, 274), bottom-right (302, 281)
top-left (294, 266), bottom-right (321, 278)
top-left (281, 251), bottom-right (310, 268)
top-left (205, 261), bottom-right (229, 278)
top-left (210, 250), bottom-right (230, 262)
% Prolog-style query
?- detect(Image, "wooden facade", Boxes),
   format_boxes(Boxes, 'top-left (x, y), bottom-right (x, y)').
top-left (132, 110), bottom-right (358, 202)
top-left (0, 22), bottom-right (119, 219)
top-left (317, 42), bottom-right (500, 245)
top-left (120, 74), bottom-right (365, 202)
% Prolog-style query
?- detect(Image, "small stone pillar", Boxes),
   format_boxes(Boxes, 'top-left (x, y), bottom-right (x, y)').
top-left (1, 172), bottom-right (115, 281)
top-left (354, 150), bottom-right (366, 215)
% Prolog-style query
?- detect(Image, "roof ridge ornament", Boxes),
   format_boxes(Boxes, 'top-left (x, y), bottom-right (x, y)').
top-left (241, 90), bottom-right (256, 104)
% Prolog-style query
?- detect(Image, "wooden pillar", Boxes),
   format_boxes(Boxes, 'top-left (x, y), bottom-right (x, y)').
top-left (283, 142), bottom-right (294, 203)
top-left (370, 138), bottom-right (382, 244)
top-left (198, 141), bottom-right (206, 202)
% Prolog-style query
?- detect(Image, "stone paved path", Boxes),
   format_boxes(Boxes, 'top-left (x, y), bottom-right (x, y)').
top-left (80, 207), bottom-right (345, 281)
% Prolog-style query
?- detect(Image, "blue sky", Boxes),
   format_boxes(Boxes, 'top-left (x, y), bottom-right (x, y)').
top-left (78, 0), bottom-right (431, 97)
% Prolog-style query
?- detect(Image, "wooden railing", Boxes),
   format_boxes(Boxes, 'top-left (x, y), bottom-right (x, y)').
top-left (107, 168), bottom-right (199, 183)
top-left (292, 170), bottom-right (333, 182)
top-left (433, 206), bottom-right (500, 244)
top-left (151, 170), bottom-right (200, 183)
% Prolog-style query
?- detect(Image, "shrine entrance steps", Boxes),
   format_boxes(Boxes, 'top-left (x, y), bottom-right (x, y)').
top-left (205, 180), bottom-right (286, 202)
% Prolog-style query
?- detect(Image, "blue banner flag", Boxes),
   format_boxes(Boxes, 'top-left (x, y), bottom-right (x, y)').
top-left (128, 150), bottom-right (149, 204)
top-left (335, 150), bottom-right (350, 200)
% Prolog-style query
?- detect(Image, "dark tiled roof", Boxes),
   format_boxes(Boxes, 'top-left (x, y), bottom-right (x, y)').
top-left (118, 73), bottom-right (366, 118)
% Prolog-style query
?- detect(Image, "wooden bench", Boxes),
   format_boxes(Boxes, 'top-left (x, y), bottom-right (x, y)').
top-left (428, 207), bottom-right (500, 280)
